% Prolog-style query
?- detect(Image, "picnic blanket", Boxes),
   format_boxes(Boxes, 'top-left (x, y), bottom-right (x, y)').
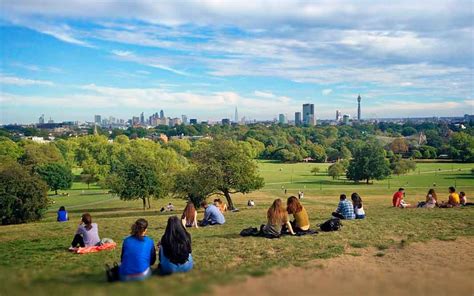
top-left (70, 242), bottom-right (117, 254)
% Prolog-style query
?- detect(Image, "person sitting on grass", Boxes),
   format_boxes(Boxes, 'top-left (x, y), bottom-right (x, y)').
top-left (332, 194), bottom-right (355, 220)
top-left (181, 202), bottom-right (198, 228)
top-left (214, 198), bottom-right (228, 213)
top-left (70, 213), bottom-right (100, 249)
top-left (286, 196), bottom-right (310, 231)
top-left (421, 189), bottom-right (438, 208)
top-left (439, 187), bottom-right (460, 208)
top-left (261, 199), bottom-right (295, 238)
top-left (158, 216), bottom-right (193, 275)
top-left (459, 192), bottom-right (474, 206)
top-left (199, 200), bottom-right (225, 226)
top-left (351, 193), bottom-right (365, 219)
top-left (119, 218), bottom-right (156, 282)
top-left (392, 188), bottom-right (405, 207)
top-left (57, 206), bottom-right (69, 222)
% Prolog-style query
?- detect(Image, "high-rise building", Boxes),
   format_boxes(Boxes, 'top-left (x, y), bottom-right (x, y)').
top-left (132, 116), bottom-right (140, 125)
top-left (278, 114), bottom-right (287, 124)
top-left (189, 119), bottom-right (198, 125)
top-left (234, 107), bottom-right (239, 123)
top-left (221, 118), bottom-right (230, 125)
top-left (140, 112), bottom-right (145, 125)
top-left (303, 103), bottom-right (315, 125)
top-left (94, 115), bottom-right (101, 124)
top-left (357, 95), bottom-right (362, 121)
top-left (343, 114), bottom-right (350, 125)
top-left (295, 112), bottom-right (302, 125)
top-left (336, 110), bottom-right (342, 122)
top-left (181, 115), bottom-right (188, 125)
top-left (160, 110), bottom-right (165, 119)
top-left (39, 114), bottom-right (45, 124)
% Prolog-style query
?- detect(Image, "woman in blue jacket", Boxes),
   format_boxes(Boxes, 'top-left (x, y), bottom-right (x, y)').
top-left (119, 218), bottom-right (156, 281)
top-left (57, 206), bottom-right (69, 222)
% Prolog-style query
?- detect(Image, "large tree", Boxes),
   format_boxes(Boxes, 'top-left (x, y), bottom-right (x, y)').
top-left (346, 142), bottom-right (391, 184)
top-left (191, 139), bottom-right (264, 210)
top-left (0, 162), bottom-right (49, 225)
top-left (173, 166), bottom-right (216, 207)
top-left (36, 163), bottom-right (73, 195)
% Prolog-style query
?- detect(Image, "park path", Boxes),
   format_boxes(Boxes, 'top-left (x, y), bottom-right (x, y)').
top-left (214, 237), bottom-right (474, 296)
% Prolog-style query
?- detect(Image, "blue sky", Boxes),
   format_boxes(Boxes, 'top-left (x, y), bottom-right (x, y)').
top-left (0, 0), bottom-right (473, 124)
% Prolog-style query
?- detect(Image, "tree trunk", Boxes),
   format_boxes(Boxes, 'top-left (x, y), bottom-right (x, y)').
top-left (147, 197), bottom-right (151, 209)
top-left (87, 183), bottom-right (90, 189)
top-left (366, 178), bottom-right (370, 184)
top-left (55, 189), bottom-right (58, 195)
top-left (142, 198), bottom-right (146, 210)
top-left (223, 189), bottom-right (235, 210)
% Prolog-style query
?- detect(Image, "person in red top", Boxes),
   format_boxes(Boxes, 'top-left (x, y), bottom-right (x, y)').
top-left (392, 188), bottom-right (405, 207)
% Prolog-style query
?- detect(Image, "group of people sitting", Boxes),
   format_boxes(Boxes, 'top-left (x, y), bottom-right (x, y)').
top-left (180, 199), bottom-right (227, 228)
top-left (331, 193), bottom-right (366, 220)
top-left (392, 186), bottom-right (471, 208)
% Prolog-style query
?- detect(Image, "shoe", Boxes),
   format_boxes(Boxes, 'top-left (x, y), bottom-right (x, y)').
top-left (68, 246), bottom-right (75, 251)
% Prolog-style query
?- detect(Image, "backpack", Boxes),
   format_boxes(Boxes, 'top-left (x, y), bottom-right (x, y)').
top-left (239, 227), bottom-right (260, 237)
top-left (319, 218), bottom-right (342, 232)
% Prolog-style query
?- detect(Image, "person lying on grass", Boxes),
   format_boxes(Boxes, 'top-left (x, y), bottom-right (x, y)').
top-left (119, 218), bottom-right (156, 282)
top-left (261, 198), bottom-right (295, 237)
top-left (286, 196), bottom-right (310, 231)
top-left (332, 194), bottom-right (355, 220)
top-left (70, 213), bottom-right (100, 249)
top-left (198, 200), bottom-right (225, 226)
top-left (351, 193), bottom-right (366, 219)
top-left (158, 216), bottom-right (193, 275)
top-left (439, 187), bottom-right (460, 208)
top-left (57, 206), bottom-right (69, 222)
top-left (181, 202), bottom-right (198, 228)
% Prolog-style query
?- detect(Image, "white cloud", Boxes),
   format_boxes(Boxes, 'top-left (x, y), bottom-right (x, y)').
top-left (322, 89), bottom-right (332, 95)
top-left (0, 75), bottom-right (54, 86)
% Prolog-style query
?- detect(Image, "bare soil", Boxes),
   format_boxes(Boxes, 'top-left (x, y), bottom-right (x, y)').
top-left (215, 237), bottom-right (474, 296)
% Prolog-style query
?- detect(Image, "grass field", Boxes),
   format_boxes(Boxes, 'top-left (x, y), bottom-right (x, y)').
top-left (0, 162), bottom-right (473, 296)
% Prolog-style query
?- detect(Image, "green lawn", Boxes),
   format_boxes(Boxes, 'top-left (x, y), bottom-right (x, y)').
top-left (0, 162), bottom-right (473, 296)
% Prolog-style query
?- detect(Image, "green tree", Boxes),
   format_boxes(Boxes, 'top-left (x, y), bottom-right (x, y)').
top-left (346, 142), bottom-right (391, 184)
top-left (390, 155), bottom-right (417, 175)
top-left (173, 167), bottom-right (216, 207)
top-left (0, 137), bottom-right (23, 161)
top-left (328, 161), bottom-right (345, 180)
top-left (191, 139), bottom-right (264, 210)
top-left (310, 167), bottom-right (320, 175)
top-left (450, 132), bottom-right (474, 162)
top-left (36, 163), bottom-right (73, 195)
top-left (0, 162), bottom-right (49, 224)
top-left (19, 142), bottom-right (64, 170)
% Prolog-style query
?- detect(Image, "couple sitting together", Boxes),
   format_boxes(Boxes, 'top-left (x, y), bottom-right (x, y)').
top-left (332, 193), bottom-right (365, 220)
top-left (181, 200), bottom-right (226, 228)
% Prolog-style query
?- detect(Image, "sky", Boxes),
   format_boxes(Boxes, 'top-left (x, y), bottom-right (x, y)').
top-left (0, 0), bottom-right (473, 124)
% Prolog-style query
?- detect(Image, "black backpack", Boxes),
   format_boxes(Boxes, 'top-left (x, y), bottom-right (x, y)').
top-left (319, 218), bottom-right (342, 232)
top-left (239, 227), bottom-right (260, 237)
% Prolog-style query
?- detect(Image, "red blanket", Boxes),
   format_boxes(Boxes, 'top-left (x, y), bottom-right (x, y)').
top-left (70, 242), bottom-right (117, 254)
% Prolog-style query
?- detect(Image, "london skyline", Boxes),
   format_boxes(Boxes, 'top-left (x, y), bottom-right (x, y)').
top-left (1, 0), bottom-right (473, 124)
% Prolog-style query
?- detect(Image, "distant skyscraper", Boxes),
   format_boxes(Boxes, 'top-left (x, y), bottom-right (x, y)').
top-left (357, 95), bottom-right (361, 121)
top-left (221, 118), bottom-right (230, 125)
top-left (336, 110), bottom-right (342, 122)
top-left (278, 114), bottom-right (287, 124)
top-left (39, 114), bottom-right (45, 124)
top-left (295, 112), bottom-right (302, 125)
top-left (343, 114), bottom-right (350, 125)
top-left (140, 112), bottom-right (145, 125)
top-left (160, 109), bottom-right (164, 119)
top-left (189, 119), bottom-right (198, 125)
top-left (302, 103), bottom-right (315, 125)
top-left (234, 107), bottom-right (238, 123)
top-left (181, 115), bottom-right (188, 125)
top-left (94, 115), bottom-right (101, 124)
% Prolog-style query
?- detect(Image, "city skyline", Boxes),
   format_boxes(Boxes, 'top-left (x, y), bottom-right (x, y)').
top-left (1, 1), bottom-right (473, 124)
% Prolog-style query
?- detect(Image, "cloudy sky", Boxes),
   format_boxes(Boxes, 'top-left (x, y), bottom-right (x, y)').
top-left (0, 0), bottom-right (473, 124)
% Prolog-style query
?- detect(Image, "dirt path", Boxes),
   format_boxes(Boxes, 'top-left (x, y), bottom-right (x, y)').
top-left (215, 237), bottom-right (474, 296)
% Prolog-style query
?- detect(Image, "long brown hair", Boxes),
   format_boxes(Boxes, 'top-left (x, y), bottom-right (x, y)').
top-left (267, 199), bottom-right (288, 225)
top-left (181, 202), bottom-right (196, 225)
top-left (426, 189), bottom-right (437, 201)
top-left (81, 213), bottom-right (92, 230)
top-left (287, 196), bottom-right (303, 214)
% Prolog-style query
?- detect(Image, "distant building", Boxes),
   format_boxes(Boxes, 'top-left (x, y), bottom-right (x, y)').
top-left (160, 109), bottom-right (165, 119)
top-left (343, 114), bottom-right (350, 125)
top-left (221, 118), bottom-right (230, 125)
top-left (234, 107), bottom-right (239, 123)
top-left (169, 118), bottom-right (182, 126)
top-left (189, 119), bottom-right (198, 125)
top-left (39, 114), bottom-right (45, 124)
top-left (336, 110), bottom-right (342, 122)
top-left (295, 112), bottom-right (302, 125)
top-left (140, 112), bottom-right (145, 125)
top-left (278, 114), bottom-right (287, 124)
top-left (47, 117), bottom-right (54, 124)
top-left (94, 115), bottom-right (101, 124)
top-left (357, 95), bottom-right (362, 121)
top-left (132, 116), bottom-right (140, 125)
top-left (181, 115), bottom-right (188, 125)
top-left (303, 103), bottom-right (315, 125)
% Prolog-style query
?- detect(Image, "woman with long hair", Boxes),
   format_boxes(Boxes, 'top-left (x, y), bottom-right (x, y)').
top-left (119, 218), bottom-right (156, 281)
top-left (424, 189), bottom-right (438, 208)
top-left (286, 196), bottom-right (310, 231)
top-left (70, 213), bottom-right (100, 249)
top-left (261, 199), bottom-right (295, 238)
top-left (351, 193), bottom-right (365, 219)
top-left (181, 202), bottom-right (198, 228)
top-left (158, 216), bottom-right (193, 275)
top-left (214, 198), bottom-right (228, 213)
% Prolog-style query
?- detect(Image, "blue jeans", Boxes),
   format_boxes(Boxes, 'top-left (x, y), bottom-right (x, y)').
top-left (159, 247), bottom-right (193, 275)
top-left (356, 214), bottom-right (365, 219)
top-left (119, 267), bottom-right (151, 282)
